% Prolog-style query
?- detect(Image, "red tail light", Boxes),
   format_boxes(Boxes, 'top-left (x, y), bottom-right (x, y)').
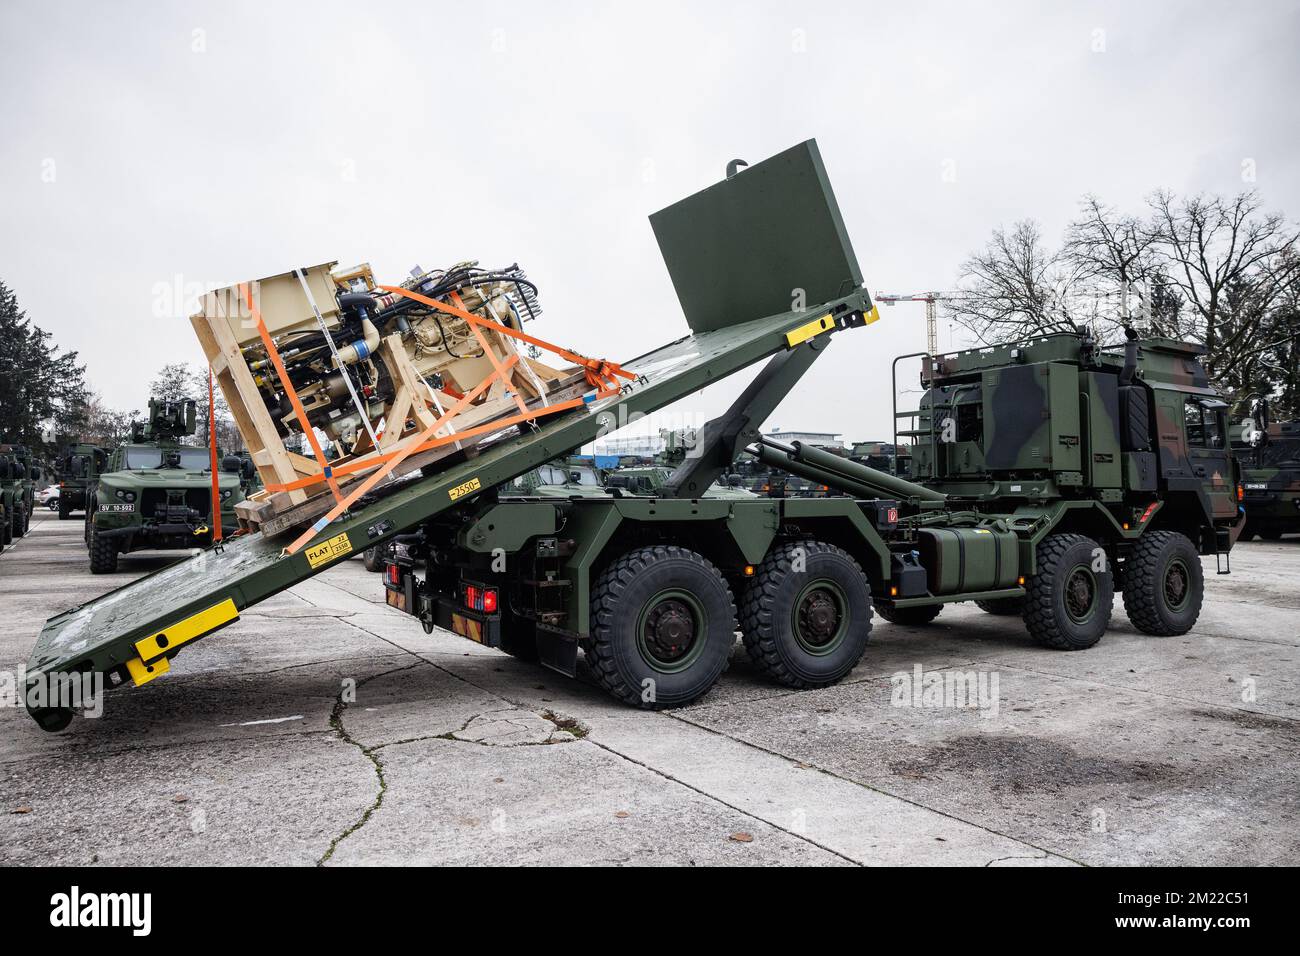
top-left (386, 564), bottom-right (401, 586)
top-left (463, 584), bottom-right (499, 613)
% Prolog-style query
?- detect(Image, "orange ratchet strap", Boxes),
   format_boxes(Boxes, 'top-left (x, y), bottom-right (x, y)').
top-left (207, 366), bottom-right (222, 542)
top-left (240, 282), bottom-right (345, 504)
top-left (376, 285), bottom-right (634, 392)
top-left (278, 293), bottom-right (630, 554)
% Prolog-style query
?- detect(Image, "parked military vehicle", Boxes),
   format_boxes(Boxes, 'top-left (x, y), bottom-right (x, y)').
top-left (54, 443), bottom-right (108, 519)
top-left (849, 440), bottom-right (907, 474)
top-left (607, 463), bottom-right (756, 499)
top-left (24, 140), bottom-right (1245, 731)
top-left (0, 455), bottom-right (23, 547)
top-left (1233, 400), bottom-right (1299, 540)
top-left (0, 445), bottom-right (37, 543)
top-left (85, 398), bottom-right (245, 573)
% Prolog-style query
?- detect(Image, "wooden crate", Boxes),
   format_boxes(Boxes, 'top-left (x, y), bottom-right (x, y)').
top-left (192, 292), bottom-right (585, 537)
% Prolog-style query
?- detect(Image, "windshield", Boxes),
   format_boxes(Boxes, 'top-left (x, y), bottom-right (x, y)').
top-left (123, 447), bottom-right (212, 470)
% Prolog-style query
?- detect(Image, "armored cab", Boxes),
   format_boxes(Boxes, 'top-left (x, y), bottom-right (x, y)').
top-left (903, 330), bottom-right (1242, 554)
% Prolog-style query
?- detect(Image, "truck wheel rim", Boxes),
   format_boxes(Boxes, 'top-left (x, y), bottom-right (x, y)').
top-left (1163, 558), bottom-right (1190, 611)
top-left (792, 580), bottom-right (847, 655)
top-left (637, 589), bottom-right (706, 673)
top-left (1064, 567), bottom-right (1097, 624)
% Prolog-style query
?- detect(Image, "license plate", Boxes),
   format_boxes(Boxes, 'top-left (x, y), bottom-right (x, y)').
top-left (385, 588), bottom-right (408, 613)
top-left (98, 503), bottom-right (132, 513)
top-left (1244, 483), bottom-right (1267, 490)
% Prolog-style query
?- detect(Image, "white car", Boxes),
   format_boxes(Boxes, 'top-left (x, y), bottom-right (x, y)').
top-left (37, 484), bottom-right (60, 509)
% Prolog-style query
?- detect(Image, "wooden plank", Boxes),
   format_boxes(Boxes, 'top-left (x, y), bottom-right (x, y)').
top-left (190, 306), bottom-right (310, 505)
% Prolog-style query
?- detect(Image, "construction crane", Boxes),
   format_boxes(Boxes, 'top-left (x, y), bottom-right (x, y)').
top-left (875, 291), bottom-right (962, 355)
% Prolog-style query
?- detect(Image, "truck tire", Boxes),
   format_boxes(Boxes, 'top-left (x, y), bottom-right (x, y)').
top-left (58, 497), bottom-right (70, 519)
top-left (12, 507), bottom-right (25, 538)
top-left (363, 547), bottom-right (384, 572)
top-left (88, 526), bottom-right (119, 574)
top-left (875, 602), bottom-right (942, 626)
top-left (975, 596), bottom-right (1026, 615)
top-left (1258, 528), bottom-right (1282, 541)
top-left (1024, 533), bottom-right (1112, 650)
top-left (739, 540), bottom-right (873, 689)
top-left (2, 510), bottom-right (12, 546)
top-left (588, 545), bottom-right (736, 709)
top-left (1121, 530), bottom-right (1204, 636)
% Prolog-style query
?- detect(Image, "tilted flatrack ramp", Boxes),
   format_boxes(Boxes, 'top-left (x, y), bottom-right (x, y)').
top-left (25, 139), bottom-right (875, 727)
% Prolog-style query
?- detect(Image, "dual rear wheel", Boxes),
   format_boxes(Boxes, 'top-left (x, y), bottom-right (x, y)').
top-left (587, 540), bottom-right (873, 708)
top-left (1019, 530), bottom-right (1202, 648)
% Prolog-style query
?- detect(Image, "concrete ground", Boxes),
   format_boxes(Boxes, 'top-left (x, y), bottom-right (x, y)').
top-left (1, 509), bottom-right (1296, 866)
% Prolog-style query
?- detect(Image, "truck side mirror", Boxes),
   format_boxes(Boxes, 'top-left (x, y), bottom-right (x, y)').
top-left (221, 455), bottom-right (242, 474)
top-left (242, 459), bottom-right (256, 479)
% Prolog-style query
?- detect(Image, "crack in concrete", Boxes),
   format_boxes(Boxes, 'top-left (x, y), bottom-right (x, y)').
top-left (316, 662), bottom-right (423, 866)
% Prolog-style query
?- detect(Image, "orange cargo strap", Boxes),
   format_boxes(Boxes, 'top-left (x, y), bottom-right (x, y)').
top-left (281, 326), bottom-right (627, 555)
top-left (264, 286), bottom-right (631, 500)
top-left (239, 282), bottom-right (345, 504)
top-left (375, 285), bottom-right (634, 391)
top-left (207, 365), bottom-right (222, 543)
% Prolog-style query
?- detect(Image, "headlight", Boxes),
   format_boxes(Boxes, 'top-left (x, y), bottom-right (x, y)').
top-left (113, 489), bottom-right (136, 502)
top-left (221, 489), bottom-right (233, 500)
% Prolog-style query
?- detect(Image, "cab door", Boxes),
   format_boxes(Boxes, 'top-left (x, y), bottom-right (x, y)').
top-left (1184, 397), bottom-right (1237, 519)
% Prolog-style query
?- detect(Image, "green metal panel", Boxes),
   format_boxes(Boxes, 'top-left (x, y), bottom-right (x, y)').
top-left (1082, 370), bottom-right (1122, 488)
top-left (650, 140), bottom-right (865, 334)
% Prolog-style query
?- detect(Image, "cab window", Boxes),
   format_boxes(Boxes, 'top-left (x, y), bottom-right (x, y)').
top-left (1184, 398), bottom-right (1224, 448)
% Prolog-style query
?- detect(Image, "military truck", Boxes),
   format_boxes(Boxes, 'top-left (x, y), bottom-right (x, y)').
top-left (0, 455), bottom-right (22, 547)
top-left (54, 443), bottom-right (108, 519)
top-left (85, 398), bottom-right (245, 573)
top-left (22, 140), bottom-right (1246, 730)
top-left (0, 445), bottom-right (37, 542)
top-left (1233, 400), bottom-right (1300, 540)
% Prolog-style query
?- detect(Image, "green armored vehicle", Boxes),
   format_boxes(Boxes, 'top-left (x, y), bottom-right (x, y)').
top-left (1233, 404), bottom-right (1299, 540)
top-left (0, 445), bottom-right (37, 542)
top-left (55, 443), bottom-right (108, 519)
top-left (85, 398), bottom-right (245, 573)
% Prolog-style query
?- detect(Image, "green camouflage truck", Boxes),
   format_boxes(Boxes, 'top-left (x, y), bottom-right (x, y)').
top-left (0, 444), bottom-right (37, 543)
top-left (55, 443), bottom-right (108, 519)
top-left (21, 140), bottom-right (1246, 730)
top-left (0, 454), bottom-right (23, 547)
top-left (1234, 413), bottom-right (1299, 540)
top-left (85, 398), bottom-right (245, 573)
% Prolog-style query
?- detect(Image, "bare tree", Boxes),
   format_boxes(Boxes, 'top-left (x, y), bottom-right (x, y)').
top-left (946, 220), bottom-right (1091, 345)
top-left (1147, 189), bottom-right (1300, 384)
top-left (81, 393), bottom-right (139, 448)
top-left (1061, 195), bottom-right (1160, 324)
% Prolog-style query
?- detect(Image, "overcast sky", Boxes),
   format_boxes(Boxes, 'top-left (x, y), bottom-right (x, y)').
top-left (2, 0), bottom-right (1298, 444)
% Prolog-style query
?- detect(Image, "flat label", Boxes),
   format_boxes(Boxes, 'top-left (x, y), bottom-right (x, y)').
top-left (449, 477), bottom-right (482, 501)
top-left (305, 531), bottom-right (353, 569)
